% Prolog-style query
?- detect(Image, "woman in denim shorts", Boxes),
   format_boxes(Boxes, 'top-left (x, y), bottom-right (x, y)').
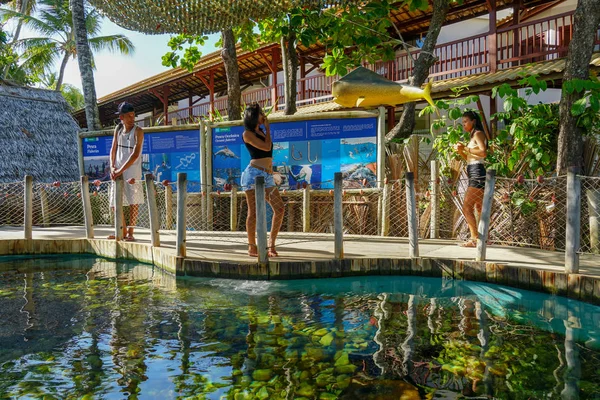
top-left (241, 104), bottom-right (284, 257)
top-left (453, 111), bottom-right (489, 248)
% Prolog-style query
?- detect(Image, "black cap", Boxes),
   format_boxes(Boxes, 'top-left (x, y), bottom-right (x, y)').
top-left (115, 102), bottom-right (135, 115)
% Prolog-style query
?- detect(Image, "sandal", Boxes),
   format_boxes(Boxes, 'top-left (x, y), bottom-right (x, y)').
top-left (248, 243), bottom-right (258, 257)
top-left (107, 234), bottom-right (116, 240)
top-left (267, 246), bottom-right (279, 257)
top-left (459, 239), bottom-right (477, 248)
top-left (123, 235), bottom-right (136, 242)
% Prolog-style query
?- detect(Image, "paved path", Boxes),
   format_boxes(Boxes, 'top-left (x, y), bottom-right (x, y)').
top-left (1, 226), bottom-right (599, 277)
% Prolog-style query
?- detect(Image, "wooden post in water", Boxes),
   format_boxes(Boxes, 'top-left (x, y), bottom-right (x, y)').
top-left (381, 179), bottom-right (391, 236)
top-left (176, 173), bottom-right (188, 257)
top-left (230, 185), bottom-right (238, 231)
top-left (255, 176), bottom-right (268, 264)
top-left (334, 172), bottom-right (344, 259)
top-left (405, 172), bottom-right (419, 258)
top-left (565, 168), bottom-right (581, 273)
top-left (40, 185), bottom-right (50, 227)
top-left (164, 184), bottom-right (174, 230)
top-left (80, 176), bottom-right (94, 239)
top-left (145, 174), bottom-right (161, 247)
top-left (430, 160), bottom-right (439, 239)
top-left (476, 169), bottom-right (496, 261)
top-left (24, 175), bottom-right (33, 240)
top-left (114, 176), bottom-right (124, 241)
top-left (303, 184), bottom-right (311, 232)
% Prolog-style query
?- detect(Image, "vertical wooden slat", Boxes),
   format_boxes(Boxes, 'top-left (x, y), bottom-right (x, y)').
top-left (476, 170), bottom-right (497, 261)
top-left (24, 175), bottom-right (33, 240)
top-left (334, 172), bottom-right (344, 259)
top-left (176, 173), bottom-right (188, 258)
top-left (565, 168), bottom-right (581, 274)
top-left (81, 176), bottom-right (94, 239)
top-left (405, 172), bottom-right (419, 258)
top-left (255, 176), bottom-right (268, 264)
top-left (114, 176), bottom-right (124, 241)
top-left (145, 174), bottom-right (161, 247)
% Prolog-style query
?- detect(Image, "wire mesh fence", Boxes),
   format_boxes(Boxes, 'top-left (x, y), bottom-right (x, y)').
top-left (1, 171), bottom-right (599, 259)
top-left (31, 181), bottom-right (84, 226)
top-left (0, 181), bottom-right (25, 227)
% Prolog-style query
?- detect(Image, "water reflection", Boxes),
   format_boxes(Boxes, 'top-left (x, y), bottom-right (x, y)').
top-left (0, 258), bottom-right (598, 399)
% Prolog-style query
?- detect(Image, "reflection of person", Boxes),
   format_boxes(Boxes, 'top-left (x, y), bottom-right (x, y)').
top-left (453, 111), bottom-right (488, 247)
top-left (108, 102), bottom-right (144, 241)
top-left (154, 161), bottom-right (171, 182)
top-left (290, 165), bottom-right (313, 184)
top-left (240, 103), bottom-right (284, 257)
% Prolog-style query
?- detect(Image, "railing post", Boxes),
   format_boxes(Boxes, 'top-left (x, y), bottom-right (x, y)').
top-left (80, 176), bottom-right (94, 239)
top-left (114, 176), bottom-right (124, 241)
top-left (565, 168), bottom-right (581, 274)
top-left (255, 176), bottom-right (268, 264)
top-left (303, 184), bottom-right (311, 232)
top-left (145, 174), bottom-right (161, 247)
top-left (430, 160), bottom-right (439, 239)
top-left (381, 179), bottom-right (391, 236)
top-left (24, 175), bottom-right (32, 240)
top-left (176, 173), bottom-right (188, 257)
top-left (40, 185), bottom-right (50, 227)
top-left (230, 185), bottom-right (238, 231)
top-left (334, 172), bottom-right (344, 259)
top-left (405, 172), bottom-right (419, 258)
top-left (476, 169), bottom-right (496, 261)
top-left (164, 184), bottom-right (174, 230)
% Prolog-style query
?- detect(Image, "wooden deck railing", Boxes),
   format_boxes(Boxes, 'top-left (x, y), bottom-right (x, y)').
top-left (160, 10), bottom-right (598, 125)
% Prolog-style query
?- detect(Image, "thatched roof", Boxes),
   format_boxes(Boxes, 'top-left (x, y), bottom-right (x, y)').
top-left (0, 85), bottom-right (80, 183)
top-left (88, 0), bottom-right (361, 35)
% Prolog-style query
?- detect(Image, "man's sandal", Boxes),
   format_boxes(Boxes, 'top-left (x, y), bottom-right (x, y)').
top-left (459, 239), bottom-right (477, 248)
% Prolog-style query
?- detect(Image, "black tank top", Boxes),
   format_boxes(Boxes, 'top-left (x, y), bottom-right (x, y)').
top-left (244, 129), bottom-right (273, 159)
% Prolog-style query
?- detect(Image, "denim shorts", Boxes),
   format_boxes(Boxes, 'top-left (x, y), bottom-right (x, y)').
top-left (240, 165), bottom-right (275, 190)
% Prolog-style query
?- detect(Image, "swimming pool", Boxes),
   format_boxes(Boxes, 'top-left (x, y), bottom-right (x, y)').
top-left (1, 257), bottom-right (599, 399)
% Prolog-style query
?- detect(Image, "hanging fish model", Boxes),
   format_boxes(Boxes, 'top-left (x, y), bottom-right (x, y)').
top-left (331, 66), bottom-right (435, 108)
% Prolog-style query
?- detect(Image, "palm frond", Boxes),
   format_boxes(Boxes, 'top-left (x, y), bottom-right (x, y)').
top-left (0, 8), bottom-right (58, 37)
top-left (88, 34), bottom-right (135, 55)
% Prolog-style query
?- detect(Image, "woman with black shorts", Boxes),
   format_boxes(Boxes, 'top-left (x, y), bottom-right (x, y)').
top-left (453, 111), bottom-right (488, 247)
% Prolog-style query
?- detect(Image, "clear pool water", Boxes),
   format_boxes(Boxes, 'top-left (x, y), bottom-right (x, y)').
top-left (0, 257), bottom-right (599, 399)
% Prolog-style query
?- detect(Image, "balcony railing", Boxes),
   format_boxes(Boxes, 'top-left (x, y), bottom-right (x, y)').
top-left (157, 10), bottom-right (597, 126)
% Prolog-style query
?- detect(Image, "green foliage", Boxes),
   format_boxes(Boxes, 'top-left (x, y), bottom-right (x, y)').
top-left (161, 34), bottom-right (207, 71)
top-left (563, 75), bottom-right (600, 135)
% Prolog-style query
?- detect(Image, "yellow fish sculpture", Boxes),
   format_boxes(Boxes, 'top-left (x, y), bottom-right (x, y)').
top-left (332, 66), bottom-right (435, 108)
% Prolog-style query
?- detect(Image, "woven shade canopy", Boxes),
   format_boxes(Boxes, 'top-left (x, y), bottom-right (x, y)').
top-left (87, 0), bottom-right (362, 35)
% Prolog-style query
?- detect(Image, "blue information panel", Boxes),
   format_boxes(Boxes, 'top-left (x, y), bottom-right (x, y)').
top-left (82, 129), bottom-right (200, 185)
top-left (212, 117), bottom-right (377, 189)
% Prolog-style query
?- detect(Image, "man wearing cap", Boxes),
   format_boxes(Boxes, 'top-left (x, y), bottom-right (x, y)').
top-left (108, 102), bottom-right (144, 241)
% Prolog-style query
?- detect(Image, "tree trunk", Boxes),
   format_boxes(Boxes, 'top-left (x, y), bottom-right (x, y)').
top-left (221, 28), bottom-right (241, 121)
top-left (556, 0), bottom-right (600, 175)
top-left (71, 0), bottom-right (101, 130)
top-left (385, 0), bottom-right (450, 142)
top-left (55, 51), bottom-right (70, 92)
top-left (281, 30), bottom-right (298, 115)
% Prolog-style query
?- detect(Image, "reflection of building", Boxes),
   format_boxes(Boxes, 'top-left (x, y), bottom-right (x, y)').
top-left (73, 0), bottom-right (598, 134)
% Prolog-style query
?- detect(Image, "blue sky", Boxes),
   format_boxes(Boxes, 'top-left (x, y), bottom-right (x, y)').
top-left (61, 18), bottom-right (220, 98)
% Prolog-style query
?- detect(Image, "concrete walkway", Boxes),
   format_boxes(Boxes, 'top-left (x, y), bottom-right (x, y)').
top-left (1, 225), bottom-right (599, 278)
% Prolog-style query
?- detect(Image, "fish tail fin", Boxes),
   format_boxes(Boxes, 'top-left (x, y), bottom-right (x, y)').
top-left (423, 80), bottom-right (435, 109)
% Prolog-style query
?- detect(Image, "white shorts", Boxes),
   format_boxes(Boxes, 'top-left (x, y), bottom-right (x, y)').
top-left (109, 181), bottom-right (144, 207)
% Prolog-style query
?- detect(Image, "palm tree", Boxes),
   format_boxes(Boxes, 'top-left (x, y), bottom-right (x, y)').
top-left (1, 0), bottom-right (134, 90)
top-left (70, 0), bottom-right (100, 129)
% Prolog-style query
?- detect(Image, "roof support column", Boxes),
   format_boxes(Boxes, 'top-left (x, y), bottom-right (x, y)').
top-left (487, 0), bottom-right (497, 73)
top-left (149, 84), bottom-right (171, 125)
top-left (299, 56), bottom-right (306, 100)
top-left (387, 107), bottom-right (396, 132)
top-left (261, 48), bottom-right (280, 109)
top-left (196, 70), bottom-right (215, 120)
